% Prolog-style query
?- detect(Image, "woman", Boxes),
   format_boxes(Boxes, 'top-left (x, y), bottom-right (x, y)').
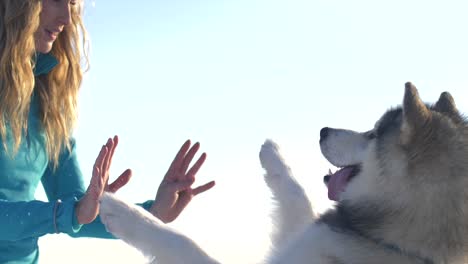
top-left (0, 0), bottom-right (216, 263)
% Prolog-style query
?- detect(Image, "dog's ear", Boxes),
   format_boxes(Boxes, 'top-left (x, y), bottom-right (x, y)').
top-left (433, 92), bottom-right (460, 120)
top-left (400, 82), bottom-right (431, 145)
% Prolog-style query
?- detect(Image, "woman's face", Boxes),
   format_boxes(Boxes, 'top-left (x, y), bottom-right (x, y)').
top-left (34, 0), bottom-right (76, 53)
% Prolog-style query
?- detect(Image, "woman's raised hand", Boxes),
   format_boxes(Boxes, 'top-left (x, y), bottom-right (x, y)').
top-left (75, 136), bottom-right (132, 225)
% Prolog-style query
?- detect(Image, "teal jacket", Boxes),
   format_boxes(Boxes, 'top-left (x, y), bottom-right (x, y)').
top-left (0, 54), bottom-right (153, 263)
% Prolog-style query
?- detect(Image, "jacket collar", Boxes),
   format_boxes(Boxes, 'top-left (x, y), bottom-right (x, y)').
top-left (33, 52), bottom-right (58, 76)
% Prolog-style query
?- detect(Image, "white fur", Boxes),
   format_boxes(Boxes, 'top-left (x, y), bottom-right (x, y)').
top-left (100, 139), bottom-right (315, 264)
top-left (100, 193), bottom-right (220, 264)
top-left (98, 132), bottom-right (428, 264)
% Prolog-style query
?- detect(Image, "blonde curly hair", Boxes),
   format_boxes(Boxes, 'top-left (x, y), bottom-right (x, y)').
top-left (0, 0), bottom-right (89, 167)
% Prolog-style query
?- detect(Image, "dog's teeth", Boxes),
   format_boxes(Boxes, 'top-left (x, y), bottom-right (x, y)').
top-left (328, 169), bottom-right (333, 175)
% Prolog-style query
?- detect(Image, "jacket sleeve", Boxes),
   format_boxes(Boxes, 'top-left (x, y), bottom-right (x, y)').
top-left (0, 139), bottom-right (84, 241)
top-left (0, 198), bottom-right (79, 241)
top-left (41, 138), bottom-right (154, 239)
top-left (40, 138), bottom-right (87, 236)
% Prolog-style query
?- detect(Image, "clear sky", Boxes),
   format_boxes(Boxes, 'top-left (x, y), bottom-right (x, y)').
top-left (37, 0), bottom-right (468, 263)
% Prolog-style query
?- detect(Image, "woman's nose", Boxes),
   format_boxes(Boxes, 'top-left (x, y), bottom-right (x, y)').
top-left (58, 5), bottom-right (72, 26)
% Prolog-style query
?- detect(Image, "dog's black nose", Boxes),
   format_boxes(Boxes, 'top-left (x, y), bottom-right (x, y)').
top-left (323, 175), bottom-right (330, 184)
top-left (320, 127), bottom-right (330, 141)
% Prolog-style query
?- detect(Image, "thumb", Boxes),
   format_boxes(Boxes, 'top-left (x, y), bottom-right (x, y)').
top-left (107, 169), bottom-right (132, 193)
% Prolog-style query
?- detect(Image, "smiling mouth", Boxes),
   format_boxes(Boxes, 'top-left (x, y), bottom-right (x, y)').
top-left (323, 165), bottom-right (361, 201)
top-left (44, 29), bottom-right (59, 40)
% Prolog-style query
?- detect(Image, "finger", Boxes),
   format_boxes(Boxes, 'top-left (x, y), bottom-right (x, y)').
top-left (165, 140), bottom-right (191, 180)
top-left (185, 152), bottom-right (207, 181)
top-left (87, 165), bottom-right (99, 191)
top-left (107, 169), bottom-right (132, 193)
top-left (102, 138), bottom-right (115, 185)
top-left (93, 145), bottom-right (108, 178)
top-left (95, 144), bottom-right (107, 165)
top-left (192, 180), bottom-right (216, 196)
top-left (88, 145), bottom-right (107, 193)
top-left (106, 135), bottom-right (119, 172)
top-left (179, 142), bottom-right (200, 176)
top-left (87, 166), bottom-right (103, 200)
top-left (102, 138), bottom-right (113, 172)
top-left (104, 136), bottom-right (119, 186)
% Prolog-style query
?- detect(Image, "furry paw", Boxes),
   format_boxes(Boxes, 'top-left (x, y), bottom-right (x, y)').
top-left (259, 140), bottom-right (308, 198)
top-left (99, 192), bottom-right (150, 242)
top-left (260, 139), bottom-right (290, 179)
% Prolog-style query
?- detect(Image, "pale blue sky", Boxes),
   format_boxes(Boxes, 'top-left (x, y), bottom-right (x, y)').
top-left (38, 0), bottom-right (468, 263)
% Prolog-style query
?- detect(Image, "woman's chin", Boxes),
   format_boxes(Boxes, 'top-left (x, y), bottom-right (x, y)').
top-left (35, 41), bottom-right (53, 54)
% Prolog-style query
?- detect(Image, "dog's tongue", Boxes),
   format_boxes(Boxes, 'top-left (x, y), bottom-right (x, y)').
top-left (328, 167), bottom-right (354, 201)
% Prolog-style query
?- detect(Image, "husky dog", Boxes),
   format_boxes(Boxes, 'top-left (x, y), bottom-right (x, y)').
top-left (100, 83), bottom-right (468, 264)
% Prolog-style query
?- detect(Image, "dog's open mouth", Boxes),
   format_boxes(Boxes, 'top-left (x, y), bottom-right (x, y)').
top-left (324, 165), bottom-right (360, 201)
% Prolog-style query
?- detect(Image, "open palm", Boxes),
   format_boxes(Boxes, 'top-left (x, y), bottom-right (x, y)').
top-left (150, 140), bottom-right (215, 223)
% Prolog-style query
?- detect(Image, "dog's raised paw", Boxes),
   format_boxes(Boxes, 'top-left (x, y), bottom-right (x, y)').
top-left (99, 192), bottom-right (143, 240)
top-left (259, 139), bottom-right (289, 178)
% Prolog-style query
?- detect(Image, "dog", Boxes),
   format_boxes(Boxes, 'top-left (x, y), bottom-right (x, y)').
top-left (99, 83), bottom-right (468, 263)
